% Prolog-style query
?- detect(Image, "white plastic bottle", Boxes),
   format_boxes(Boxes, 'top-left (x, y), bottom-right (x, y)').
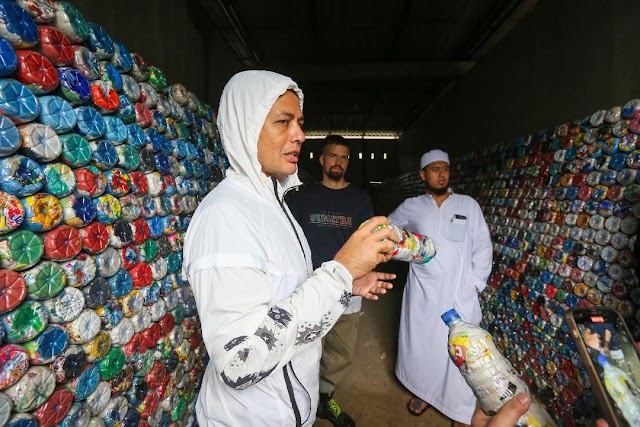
top-left (597, 354), bottom-right (640, 426)
top-left (441, 309), bottom-right (557, 427)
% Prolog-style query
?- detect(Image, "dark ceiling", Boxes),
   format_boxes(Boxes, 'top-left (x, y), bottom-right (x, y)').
top-left (200, 0), bottom-right (540, 138)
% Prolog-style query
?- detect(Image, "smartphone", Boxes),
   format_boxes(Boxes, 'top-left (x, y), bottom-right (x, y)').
top-left (565, 308), bottom-right (640, 427)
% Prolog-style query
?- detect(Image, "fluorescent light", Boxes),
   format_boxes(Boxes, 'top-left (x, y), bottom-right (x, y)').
top-left (365, 134), bottom-right (400, 140)
top-left (358, 152), bottom-right (362, 159)
top-left (370, 153), bottom-right (375, 160)
top-left (370, 181), bottom-right (382, 184)
top-left (383, 153), bottom-right (387, 159)
top-left (304, 132), bottom-right (400, 140)
top-left (309, 152), bottom-right (313, 159)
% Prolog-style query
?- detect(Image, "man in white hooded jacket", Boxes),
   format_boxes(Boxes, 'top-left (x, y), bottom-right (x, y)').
top-left (183, 70), bottom-right (398, 426)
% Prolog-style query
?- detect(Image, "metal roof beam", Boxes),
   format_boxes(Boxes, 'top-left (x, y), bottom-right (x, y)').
top-left (199, 0), bottom-right (260, 67)
top-left (263, 61), bottom-right (475, 83)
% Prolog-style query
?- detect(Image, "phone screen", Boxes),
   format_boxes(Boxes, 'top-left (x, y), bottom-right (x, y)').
top-left (572, 309), bottom-right (640, 427)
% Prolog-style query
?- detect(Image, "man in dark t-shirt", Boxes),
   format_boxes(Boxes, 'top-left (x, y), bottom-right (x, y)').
top-left (290, 135), bottom-right (375, 427)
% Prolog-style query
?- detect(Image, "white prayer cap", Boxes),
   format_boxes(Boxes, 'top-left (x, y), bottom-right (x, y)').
top-left (420, 149), bottom-right (449, 169)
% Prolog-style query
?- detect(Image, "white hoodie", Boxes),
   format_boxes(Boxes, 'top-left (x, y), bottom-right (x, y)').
top-left (183, 71), bottom-right (354, 426)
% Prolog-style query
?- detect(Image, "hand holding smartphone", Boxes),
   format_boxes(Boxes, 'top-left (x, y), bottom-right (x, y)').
top-left (565, 308), bottom-right (640, 427)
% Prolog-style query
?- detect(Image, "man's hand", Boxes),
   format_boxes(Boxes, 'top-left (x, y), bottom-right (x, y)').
top-left (334, 216), bottom-right (399, 280)
top-left (352, 271), bottom-right (396, 300)
top-left (471, 393), bottom-right (530, 427)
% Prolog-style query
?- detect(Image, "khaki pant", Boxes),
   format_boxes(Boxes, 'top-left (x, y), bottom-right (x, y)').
top-left (319, 312), bottom-right (361, 395)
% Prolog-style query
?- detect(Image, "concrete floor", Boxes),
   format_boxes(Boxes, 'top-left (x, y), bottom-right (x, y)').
top-left (314, 261), bottom-right (453, 427)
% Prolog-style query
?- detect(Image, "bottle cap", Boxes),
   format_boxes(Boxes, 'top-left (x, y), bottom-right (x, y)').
top-left (440, 309), bottom-right (460, 325)
top-left (596, 354), bottom-right (608, 365)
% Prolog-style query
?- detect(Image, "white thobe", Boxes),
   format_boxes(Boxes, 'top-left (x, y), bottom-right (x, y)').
top-left (389, 191), bottom-right (493, 424)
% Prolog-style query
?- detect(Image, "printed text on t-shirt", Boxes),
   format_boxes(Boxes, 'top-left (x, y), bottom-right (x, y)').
top-left (309, 213), bottom-right (353, 228)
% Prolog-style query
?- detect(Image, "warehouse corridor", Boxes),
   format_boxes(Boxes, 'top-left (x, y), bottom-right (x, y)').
top-left (314, 261), bottom-right (453, 427)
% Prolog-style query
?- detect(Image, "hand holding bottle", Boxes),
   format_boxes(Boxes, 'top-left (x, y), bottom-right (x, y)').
top-left (472, 396), bottom-right (609, 427)
top-left (334, 216), bottom-right (398, 280)
top-left (471, 393), bottom-right (531, 427)
top-left (441, 309), bottom-right (557, 427)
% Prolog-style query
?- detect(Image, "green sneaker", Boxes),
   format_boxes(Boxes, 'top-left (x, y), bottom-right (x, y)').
top-left (317, 393), bottom-right (355, 427)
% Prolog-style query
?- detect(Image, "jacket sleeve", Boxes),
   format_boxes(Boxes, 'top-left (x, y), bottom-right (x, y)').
top-left (468, 200), bottom-right (493, 292)
top-left (189, 260), bottom-right (352, 390)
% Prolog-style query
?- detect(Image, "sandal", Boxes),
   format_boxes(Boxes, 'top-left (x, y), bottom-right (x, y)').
top-left (407, 397), bottom-right (430, 416)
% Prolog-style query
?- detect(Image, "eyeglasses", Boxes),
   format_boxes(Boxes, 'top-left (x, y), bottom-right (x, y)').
top-left (325, 153), bottom-right (350, 161)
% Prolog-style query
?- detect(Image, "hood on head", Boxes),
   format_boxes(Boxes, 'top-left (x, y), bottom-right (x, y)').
top-left (218, 70), bottom-right (304, 198)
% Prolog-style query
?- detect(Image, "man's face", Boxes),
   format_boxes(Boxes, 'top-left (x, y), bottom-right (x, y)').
top-left (419, 161), bottom-right (450, 195)
top-left (257, 90), bottom-right (305, 180)
top-left (320, 144), bottom-right (350, 181)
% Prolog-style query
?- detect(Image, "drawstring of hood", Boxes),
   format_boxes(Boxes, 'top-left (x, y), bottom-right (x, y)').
top-left (272, 176), bottom-right (308, 266)
top-left (272, 175), bottom-right (308, 427)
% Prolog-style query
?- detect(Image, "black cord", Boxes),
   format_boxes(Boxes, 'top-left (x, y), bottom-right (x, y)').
top-left (290, 360), bottom-right (312, 425)
top-left (283, 364), bottom-right (302, 427)
top-left (272, 176), bottom-right (308, 266)
top-left (272, 176), bottom-right (308, 426)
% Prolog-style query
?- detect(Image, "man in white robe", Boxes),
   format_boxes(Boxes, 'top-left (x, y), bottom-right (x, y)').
top-left (388, 149), bottom-right (493, 426)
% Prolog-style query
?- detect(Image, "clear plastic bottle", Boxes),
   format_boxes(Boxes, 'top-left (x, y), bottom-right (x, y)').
top-left (597, 354), bottom-right (640, 426)
top-left (441, 309), bottom-right (557, 427)
top-left (365, 222), bottom-right (436, 264)
top-left (386, 223), bottom-right (435, 264)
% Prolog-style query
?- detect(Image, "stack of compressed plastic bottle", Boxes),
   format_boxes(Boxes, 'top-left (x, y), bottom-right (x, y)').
top-left (0, 1), bottom-right (227, 425)
top-left (449, 100), bottom-right (640, 425)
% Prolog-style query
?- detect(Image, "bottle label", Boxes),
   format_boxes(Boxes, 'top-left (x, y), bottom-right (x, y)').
top-left (449, 333), bottom-right (495, 370)
top-left (449, 336), bottom-right (468, 368)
